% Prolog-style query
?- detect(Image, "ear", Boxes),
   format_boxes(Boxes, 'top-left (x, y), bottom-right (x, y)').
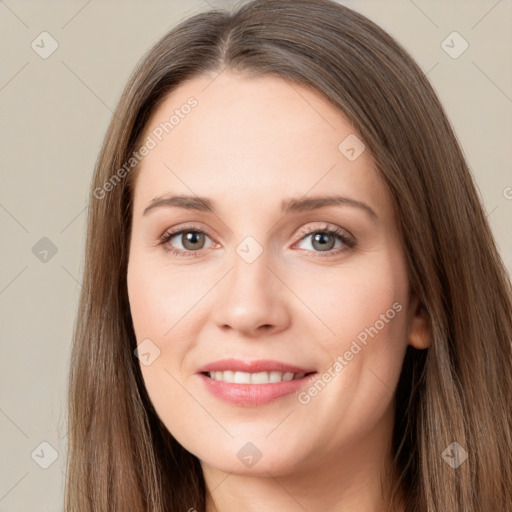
top-left (406, 291), bottom-right (431, 349)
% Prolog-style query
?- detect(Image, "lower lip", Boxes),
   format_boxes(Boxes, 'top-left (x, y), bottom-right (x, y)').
top-left (198, 372), bottom-right (317, 406)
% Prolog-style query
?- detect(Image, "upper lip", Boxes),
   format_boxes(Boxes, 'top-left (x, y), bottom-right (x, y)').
top-left (197, 358), bottom-right (316, 374)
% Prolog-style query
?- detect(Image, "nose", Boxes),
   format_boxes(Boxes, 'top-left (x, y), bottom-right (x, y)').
top-left (212, 249), bottom-right (291, 337)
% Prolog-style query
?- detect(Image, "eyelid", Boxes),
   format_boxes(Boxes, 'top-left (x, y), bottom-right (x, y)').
top-left (294, 223), bottom-right (354, 243)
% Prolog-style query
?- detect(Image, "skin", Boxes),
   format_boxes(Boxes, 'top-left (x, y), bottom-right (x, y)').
top-left (127, 70), bottom-right (429, 512)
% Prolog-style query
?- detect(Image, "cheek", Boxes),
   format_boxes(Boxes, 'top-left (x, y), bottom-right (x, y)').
top-left (127, 257), bottom-right (203, 441)
top-left (289, 253), bottom-right (409, 416)
top-left (127, 268), bottom-right (161, 342)
top-left (127, 253), bottom-right (211, 402)
top-left (290, 256), bottom-right (408, 353)
top-left (127, 253), bottom-right (203, 342)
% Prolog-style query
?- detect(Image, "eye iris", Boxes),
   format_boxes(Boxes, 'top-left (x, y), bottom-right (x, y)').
top-left (182, 231), bottom-right (205, 250)
top-left (312, 232), bottom-right (335, 251)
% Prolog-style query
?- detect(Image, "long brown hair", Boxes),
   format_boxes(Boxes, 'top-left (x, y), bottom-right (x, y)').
top-left (65, 0), bottom-right (512, 510)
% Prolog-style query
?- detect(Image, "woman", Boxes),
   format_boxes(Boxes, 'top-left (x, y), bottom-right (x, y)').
top-left (65, 0), bottom-right (512, 510)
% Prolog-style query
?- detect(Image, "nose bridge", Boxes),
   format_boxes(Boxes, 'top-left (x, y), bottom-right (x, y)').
top-left (212, 235), bottom-right (288, 333)
top-left (229, 236), bottom-right (275, 304)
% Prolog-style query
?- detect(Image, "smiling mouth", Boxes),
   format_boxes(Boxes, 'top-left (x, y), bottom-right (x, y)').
top-left (202, 370), bottom-right (316, 384)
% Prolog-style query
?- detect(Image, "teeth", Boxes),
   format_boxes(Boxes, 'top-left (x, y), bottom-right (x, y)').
top-left (207, 370), bottom-right (307, 384)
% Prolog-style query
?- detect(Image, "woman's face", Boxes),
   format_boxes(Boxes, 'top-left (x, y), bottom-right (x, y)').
top-left (127, 71), bottom-right (427, 478)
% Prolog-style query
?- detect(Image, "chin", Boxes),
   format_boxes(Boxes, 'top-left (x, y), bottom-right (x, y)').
top-left (192, 436), bottom-right (305, 476)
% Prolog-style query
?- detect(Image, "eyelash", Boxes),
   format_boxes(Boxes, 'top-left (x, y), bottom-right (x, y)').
top-left (157, 223), bottom-right (356, 259)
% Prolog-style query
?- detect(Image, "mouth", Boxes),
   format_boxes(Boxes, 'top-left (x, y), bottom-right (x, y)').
top-left (201, 370), bottom-right (316, 384)
top-left (196, 360), bottom-right (318, 406)
top-left (197, 363), bottom-right (318, 407)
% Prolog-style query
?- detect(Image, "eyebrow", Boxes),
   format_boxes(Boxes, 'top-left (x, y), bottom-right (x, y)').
top-left (143, 194), bottom-right (378, 220)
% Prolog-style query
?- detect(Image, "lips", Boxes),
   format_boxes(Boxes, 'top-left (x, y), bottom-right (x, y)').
top-left (197, 358), bottom-right (316, 375)
top-left (196, 358), bottom-right (317, 406)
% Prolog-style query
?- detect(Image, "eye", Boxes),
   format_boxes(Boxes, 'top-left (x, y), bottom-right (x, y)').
top-left (158, 224), bottom-right (216, 258)
top-left (294, 224), bottom-right (356, 257)
top-left (158, 223), bottom-right (356, 258)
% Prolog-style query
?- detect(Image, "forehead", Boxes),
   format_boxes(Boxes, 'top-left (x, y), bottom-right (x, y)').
top-left (132, 71), bottom-right (390, 220)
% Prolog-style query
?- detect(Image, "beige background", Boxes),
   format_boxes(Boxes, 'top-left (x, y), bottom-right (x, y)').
top-left (0, 0), bottom-right (511, 510)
